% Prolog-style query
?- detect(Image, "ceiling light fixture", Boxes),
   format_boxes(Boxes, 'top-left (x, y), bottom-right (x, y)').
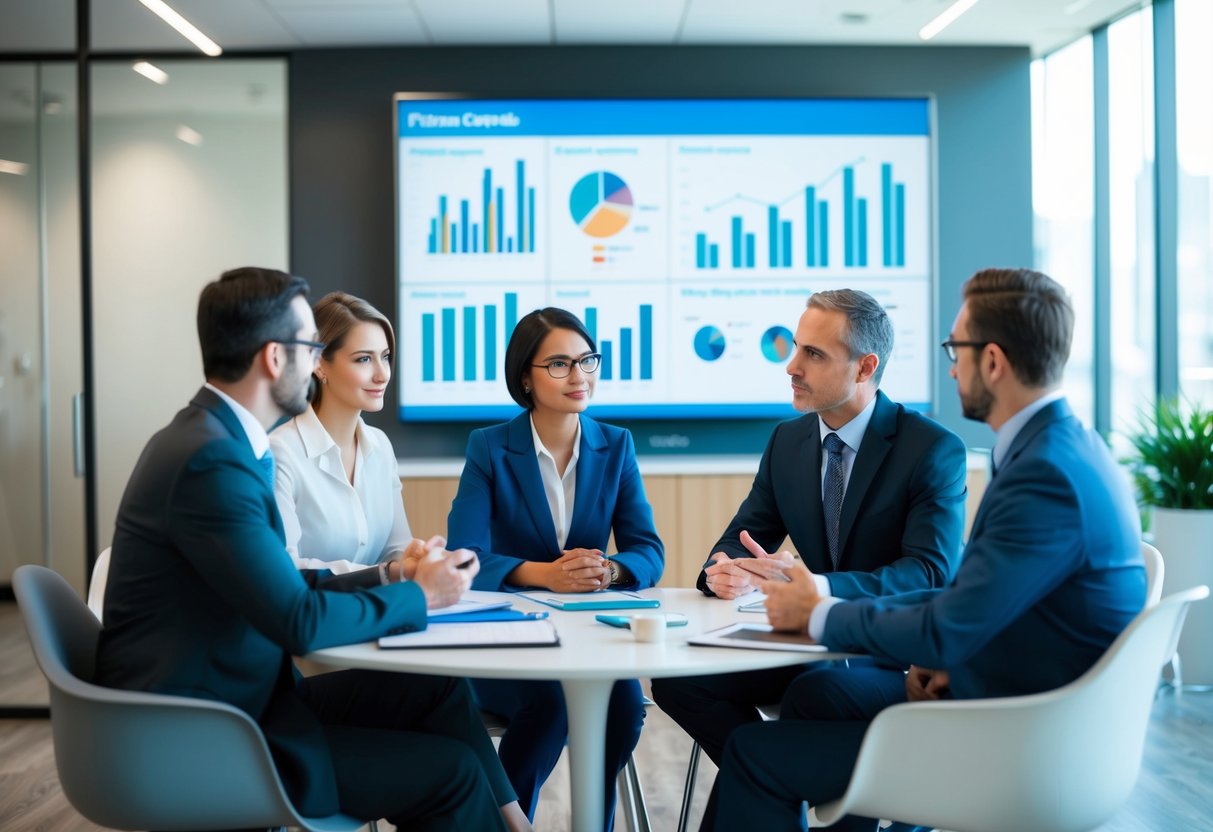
top-left (132, 61), bottom-right (170, 85)
top-left (176, 125), bottom-right (203, 146)
top-left (137, 0), bottom-right (223, 56)
top-left (919, 0), bottom-right (981, 41)
top-left (0, 159), bottom-right (30, 176)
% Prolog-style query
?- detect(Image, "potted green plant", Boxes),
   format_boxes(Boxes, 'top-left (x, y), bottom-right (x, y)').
top-left (1124, 397), bottom-right (1213, 685)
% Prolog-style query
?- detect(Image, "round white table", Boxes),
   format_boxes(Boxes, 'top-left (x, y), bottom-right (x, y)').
top-left (305, 587), bottom-right (847, 832)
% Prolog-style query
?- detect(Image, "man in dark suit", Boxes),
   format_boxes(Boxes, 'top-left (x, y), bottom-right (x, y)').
top-left (95, 268), bottom-right (529, 831)
top-left (711, 268), bottom-right (1146, 831)
top-left (652, 289), bottom-right (967, 780)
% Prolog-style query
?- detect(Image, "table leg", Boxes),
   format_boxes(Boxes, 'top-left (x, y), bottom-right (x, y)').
top-left (561, 677), bottom-right (615, 832)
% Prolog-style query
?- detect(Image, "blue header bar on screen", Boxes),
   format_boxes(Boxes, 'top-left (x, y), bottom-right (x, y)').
top-left (396, 98), bottom-right (930, 138)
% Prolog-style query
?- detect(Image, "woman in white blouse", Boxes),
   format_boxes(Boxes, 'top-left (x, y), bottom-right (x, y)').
top-left (272, 293), bottom-right (533, 832)
top-left (271, 292), bottom-right (433, 579)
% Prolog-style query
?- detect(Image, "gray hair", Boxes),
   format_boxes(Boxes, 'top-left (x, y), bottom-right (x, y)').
top-left (806, 289), bottom-right (894, 386)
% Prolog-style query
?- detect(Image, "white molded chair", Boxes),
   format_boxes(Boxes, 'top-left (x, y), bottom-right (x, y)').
top-left (812, 585), bottom-right (1208, 832)
top-left (15, 564), bottom-right (372, 832)
top-left (1141, 540), bottom-right (1164, 606)
top-left (676, 540), bottom-right (1169, 831)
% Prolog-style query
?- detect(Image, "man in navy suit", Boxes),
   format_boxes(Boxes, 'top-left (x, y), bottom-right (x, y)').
top-left (96, 268), bottom-right (529, 831)
top-left (652, 289), bottom-right (967, 784)
top-left (710, 268), bottom-right (1146, 831)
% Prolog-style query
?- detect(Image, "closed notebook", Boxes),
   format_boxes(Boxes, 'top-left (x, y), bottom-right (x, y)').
top-left (519, 590), bottom-right (661, 611)
top-left (431, 609), bottom-right (549, 624)
top-left (378, 618), bottom-right (560, 649)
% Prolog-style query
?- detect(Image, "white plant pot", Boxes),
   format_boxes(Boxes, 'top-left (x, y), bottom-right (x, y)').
top-left (1152, 507), bottom-right (1213, 686)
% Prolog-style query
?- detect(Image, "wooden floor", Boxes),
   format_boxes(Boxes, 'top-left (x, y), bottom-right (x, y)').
top-left (2, 598), bottom-right (1211, 830)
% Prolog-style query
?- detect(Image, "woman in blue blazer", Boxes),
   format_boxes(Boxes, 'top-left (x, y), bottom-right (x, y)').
top-left (447, 307), bottom-right (664, 828)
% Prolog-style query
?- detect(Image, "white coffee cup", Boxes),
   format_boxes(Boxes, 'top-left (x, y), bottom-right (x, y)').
top-left (631, 613), bottom-right (667, 643)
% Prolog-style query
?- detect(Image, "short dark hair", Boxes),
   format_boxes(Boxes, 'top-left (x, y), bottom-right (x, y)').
top-left (197, 267), bottom-right (310, 382)
top-left (962, 268), bottom-right (1073, 388)
top-left (807, 289), bottom-right (895, 385)
top-left (504, 307), bottom-right (597, 410)
top-left (311, 292), bottom-right (395, 407)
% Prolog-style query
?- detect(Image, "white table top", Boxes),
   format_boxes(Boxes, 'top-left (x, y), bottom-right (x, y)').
top-left (305, 587), bottom-right (844, 679)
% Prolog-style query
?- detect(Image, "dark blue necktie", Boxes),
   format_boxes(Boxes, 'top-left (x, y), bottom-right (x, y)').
top-left (257, 450), bottom-right (275, 490)
top-left (823, 432), bottom-right (847, 569)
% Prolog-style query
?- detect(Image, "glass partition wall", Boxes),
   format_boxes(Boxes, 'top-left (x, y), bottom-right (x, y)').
top-left (0, 54), bottom-right (287, 712)
top-left (0, 61), bottom-right (82, 711)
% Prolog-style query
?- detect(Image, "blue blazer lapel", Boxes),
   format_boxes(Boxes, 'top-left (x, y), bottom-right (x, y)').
top-left (570, 415), bottom-right (609, 543)
top-left (503, 413), bottom-right (561, 556)
top-left (837, 392), bottom-right (896, 560)
top-left (192, 386), bottom-right (247, 446)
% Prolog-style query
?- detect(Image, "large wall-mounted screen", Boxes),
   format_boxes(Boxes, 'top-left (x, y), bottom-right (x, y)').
top-left (395, 97), bottom-right (933, 422)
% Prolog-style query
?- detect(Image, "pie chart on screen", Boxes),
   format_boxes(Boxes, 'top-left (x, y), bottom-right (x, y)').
top-left (694, 325), bottom-right (726, 361)
top-left (761, 326), bottom-right (794, 362)
top-left (570, 171), bottom-right (633, 237)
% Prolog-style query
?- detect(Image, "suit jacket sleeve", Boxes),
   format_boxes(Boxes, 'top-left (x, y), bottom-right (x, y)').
top-left (448, 430), bottom-right (526, 590)
top-left (821, 454), bottom-right (1084, 668)
top-left (606, 429), bottom-right (664, 589)
top-left (826, 428), bottom-right (967, 599)
top-left (697, 427), bottom-right (788, 594)
top-left (170, 439), bottom-right (427, 655)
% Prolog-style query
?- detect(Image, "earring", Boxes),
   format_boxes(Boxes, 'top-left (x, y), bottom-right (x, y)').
top-left (524, 386), bottom-right (531, 394)
top-left (319, 376), bottom-right (328, 385)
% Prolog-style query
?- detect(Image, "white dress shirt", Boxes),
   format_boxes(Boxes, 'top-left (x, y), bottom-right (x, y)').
top-left (809, 395), bottom-right (878, 598)
top-left (531, 414), bottom-right (581, 550)
top-left (205, 382), bottom-right (269, 459)
top-left (270, 405), bottom-right (413, 574)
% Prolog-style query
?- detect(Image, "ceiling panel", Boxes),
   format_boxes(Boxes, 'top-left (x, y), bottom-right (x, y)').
top-left (271, 5), bottom-right (431, 47)
top-left (0, 0), bottom-right (74, 52)
top-left (413, 0), bottom-right (552, 45)
top-left (553, 0), bottom-right (686, 45)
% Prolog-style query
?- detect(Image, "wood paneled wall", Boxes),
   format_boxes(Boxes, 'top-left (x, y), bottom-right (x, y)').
top-left (403, 466), bottom-right (988, 589)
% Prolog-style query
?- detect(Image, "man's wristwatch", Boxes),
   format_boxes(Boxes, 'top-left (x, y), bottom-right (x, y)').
top-left (606, 558), bottom-right (622, 586)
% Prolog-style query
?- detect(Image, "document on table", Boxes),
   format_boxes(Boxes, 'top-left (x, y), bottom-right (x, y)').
top-left (427, 590), bottom-right (513, 618)
top-left (519, 590), bottom-right (661, 611)
top-left (378, 619), bottom-right (560, 649)
top-left (687, 622), bottom-right (828, 653)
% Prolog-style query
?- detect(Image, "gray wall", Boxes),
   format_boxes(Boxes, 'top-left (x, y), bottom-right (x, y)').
top-left (289, 45), bottom-right (1033, 456)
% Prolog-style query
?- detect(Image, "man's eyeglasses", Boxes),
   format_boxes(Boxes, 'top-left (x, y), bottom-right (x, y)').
top-left (277, 339), bottom-right (327, 361)
top-left (531, 353), bottom-right (602, 379)
top-left (940, 340), bottom-right (994, 363)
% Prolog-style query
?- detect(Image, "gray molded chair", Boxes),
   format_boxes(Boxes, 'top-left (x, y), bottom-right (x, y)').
top-left (13, 564), bottom-right (371, 832)
top-left (481, 707), bottom-right (653, 832)
top-left (813, 585), bottom-right (1208, 832)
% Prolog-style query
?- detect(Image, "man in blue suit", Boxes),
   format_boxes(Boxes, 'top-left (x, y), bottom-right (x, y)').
top-left (653, 289), bottom-right (967, 783)
top-left (96, 268), bottom-right (529, 831)
top-left (711, 268), bottom-right (1146, 831)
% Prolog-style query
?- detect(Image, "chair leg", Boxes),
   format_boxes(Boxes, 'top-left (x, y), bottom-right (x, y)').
top-left (677, 741), bottom-right (701, 832)
top-left (616, 754), bottom-right (652, 832)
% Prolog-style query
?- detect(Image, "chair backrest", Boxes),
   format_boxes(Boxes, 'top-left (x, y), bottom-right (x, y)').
top-left (1142, 540), bottom-right (1164, 607)
top-left (13, 564), bottom-right (362, 832)
top-left (820, 584), bottom-right (1209, 832)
